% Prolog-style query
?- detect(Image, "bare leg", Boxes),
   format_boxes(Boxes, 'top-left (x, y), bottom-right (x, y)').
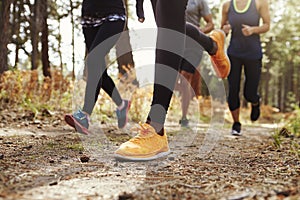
top-left (180, 70), bottom-right (193, 119)
top-left (230, 108), bottom-right (240, 123)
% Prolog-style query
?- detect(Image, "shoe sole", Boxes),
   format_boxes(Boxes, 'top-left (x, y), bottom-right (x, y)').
top-left (114, 150), bottom-right (170, 162)
top-left (210, 30), bottom-right (230, 78)
top-left (118, 101), bottom-right (131, 129)
top-left (64, 114), bottom-right (89, 135)
top-left (231, 130), bottom-right (242, 136)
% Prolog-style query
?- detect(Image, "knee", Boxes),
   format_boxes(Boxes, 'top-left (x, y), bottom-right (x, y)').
top-left (228, 102), bottom-right (240, 111)
top-left (228, 94), bottom-right (240, 111)
top-left (244, 91), bottom-right (256, 103)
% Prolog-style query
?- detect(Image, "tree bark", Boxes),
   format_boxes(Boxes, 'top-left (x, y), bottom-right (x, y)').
top-left (0, 0), bottom-right (12, 74)
top-left (11, 0), bottom-right (21, 69)
top-left (31, 0), bottom-right (39, 70)
top-left (278, 75), bottom-right (283, 111)
top-left (297, 60), bottom-right (300, 107)
top-left (263, 65), bottom-right (270, 105)
top-left (69, 0), bottom-right (75, 79)
top-left (41, 0), bottom-right (51, 77)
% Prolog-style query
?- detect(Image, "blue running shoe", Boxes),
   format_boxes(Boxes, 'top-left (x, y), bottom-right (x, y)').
top-left (65, 110), bottom-right (90, 135)
top-left (116, 100), bottom-right (131, 129)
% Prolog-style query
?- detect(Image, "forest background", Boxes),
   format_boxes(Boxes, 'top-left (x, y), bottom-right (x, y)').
top-left (0, 0), bottom-right (299, 130)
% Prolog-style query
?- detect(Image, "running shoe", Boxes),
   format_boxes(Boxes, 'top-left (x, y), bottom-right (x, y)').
top-left (250, 102), bottom-right (260, 121)
top-left (231, 121), bottom-right (242, 136)
top-left (114, 123), bottom-right (170, 161)
top-left (65, 110), bottom-right (90, 135)
top-left (209, 29), bottom-right (231, 79)
top-left (179, 117), bottom-right (189, 127)
top-left (116, 100), bottom-right (131, 129)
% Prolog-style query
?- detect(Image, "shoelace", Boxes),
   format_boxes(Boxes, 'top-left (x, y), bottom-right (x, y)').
top-left (74, 110), bottom-right (90, 123)
top-left (130, 123), bottom-right (154, 143)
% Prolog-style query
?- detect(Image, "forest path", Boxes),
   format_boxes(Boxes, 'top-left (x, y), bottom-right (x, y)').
top-left (0, 122), bottom-right (299, 200)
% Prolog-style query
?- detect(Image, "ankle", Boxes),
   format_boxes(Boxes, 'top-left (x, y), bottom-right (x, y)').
top-left (208, 40), bottom-right (218, 55)
top-left (81, 109), bottom-right (90, 117)
top-left (146, 120), bottom-right (164, 136)
top-left (117, 100), bottom-right (125, 110)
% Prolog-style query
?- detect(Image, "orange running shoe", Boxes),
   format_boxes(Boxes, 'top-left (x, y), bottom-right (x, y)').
top-left (209, 29), bottom-right (231, 78)
top-left (114, 123), bottom-right (170, 161)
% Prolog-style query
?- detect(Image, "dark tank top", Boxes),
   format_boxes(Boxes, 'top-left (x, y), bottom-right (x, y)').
top-left (227, 0), bottom-right (262, 59)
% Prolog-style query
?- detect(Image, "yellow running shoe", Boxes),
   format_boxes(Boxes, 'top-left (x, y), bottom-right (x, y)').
top-left (114, 123), bottom-right (170, 161)
top-left (209, 29), bottom-right (231, 79)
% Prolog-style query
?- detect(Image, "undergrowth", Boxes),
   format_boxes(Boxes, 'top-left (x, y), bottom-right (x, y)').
top-left (0, 69), bottom-right (72, 114)
top-left (272, 106), bottom-right (300, 157)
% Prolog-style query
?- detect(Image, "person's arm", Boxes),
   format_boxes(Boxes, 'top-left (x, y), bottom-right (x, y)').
top-left (242, 0), bottom-right (270, 36)
top-left (221, 1), bottom-right (231, 36)
top-left (200, 14), bottom-right (214, 34)
top-left (198, 0), bottom-right (214, 34)
top-left (136, 0), bottom-right (145, 23)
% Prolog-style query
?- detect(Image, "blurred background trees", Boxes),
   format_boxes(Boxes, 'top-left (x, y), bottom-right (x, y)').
top-left (0, 0), bottom-right (299, 112)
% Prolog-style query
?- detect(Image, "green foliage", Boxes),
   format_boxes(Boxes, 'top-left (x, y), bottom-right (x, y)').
top-left (272, 106), bottom-right (300, 156)
top-left (287, 106), bottom-right (300, 136)
top-left (47, 142), bottom-right (57, 149)
top-left (263, 0), bottom-right (300, 110)
top-left (66, 143), bottom-right (84, 151)
top-left (272, 128), bottom-right (282, 148)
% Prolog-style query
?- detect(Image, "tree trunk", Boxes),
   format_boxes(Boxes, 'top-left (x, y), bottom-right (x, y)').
top-left (0, 0), bottom-right (12, 74)
top-left (278, 76), bottom-right (282, 110)
top-left (58, 18), bottom-right (63, 72)
top-left (283, 61), bottom-right (293, 111)
top-left (69, 0), bottom-right (75, 79)
top-left (297, 61), bottom-right (300, 107)
top-left (278, 75), bottom-right (283, 111)
top-left (31, 0), bottom-right (39, 70)
top-left (263, 64), bottom-right (270, 105)
top-left (41, 0), bottom-right (51, 77)
top-left (12, 0), bottom-right (21, 69)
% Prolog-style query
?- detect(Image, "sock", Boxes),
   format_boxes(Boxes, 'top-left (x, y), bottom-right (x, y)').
top-left (81, 109), bottom-right (90, 117)
top-left (117, 100), bottom-right (125, 110)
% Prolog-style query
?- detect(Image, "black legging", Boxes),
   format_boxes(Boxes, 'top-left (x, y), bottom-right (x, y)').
top-left (227, 55), bottom-right (262, 111)
top-left (82, 20), bottom-right (125, 115)
top-left (181, 23), bottom-right (215, 73)
top-left (147, 0), bottom-right (214, 127)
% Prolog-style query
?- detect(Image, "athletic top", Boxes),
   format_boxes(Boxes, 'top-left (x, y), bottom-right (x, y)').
top-left (185, 0), bottom-right (211, 27)
top-left (82, 0), bottom-right (125, 17)
top-left (227, 0), bottom-right (262, 59)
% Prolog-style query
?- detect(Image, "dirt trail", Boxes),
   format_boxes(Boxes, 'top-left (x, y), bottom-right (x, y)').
top-left (0, 122), bottom-right (299, 200)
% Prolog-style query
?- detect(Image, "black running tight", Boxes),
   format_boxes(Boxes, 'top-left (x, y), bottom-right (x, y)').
top-left (82, 20), bottom-right (125, 115)
top-left (227, 55), bottom-right (262, 111)
top-left (147, 0), bottom-right (214, 127)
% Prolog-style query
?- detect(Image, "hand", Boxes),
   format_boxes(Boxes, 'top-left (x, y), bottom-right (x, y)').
top-left (222, 24), bottom-right (231, 35)
top-left (241, 24), bottom-right (254, 36)
top-left (138, 17), bottom-right (145, 23)
top-left (136, 0), bottom-right (145, 23)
